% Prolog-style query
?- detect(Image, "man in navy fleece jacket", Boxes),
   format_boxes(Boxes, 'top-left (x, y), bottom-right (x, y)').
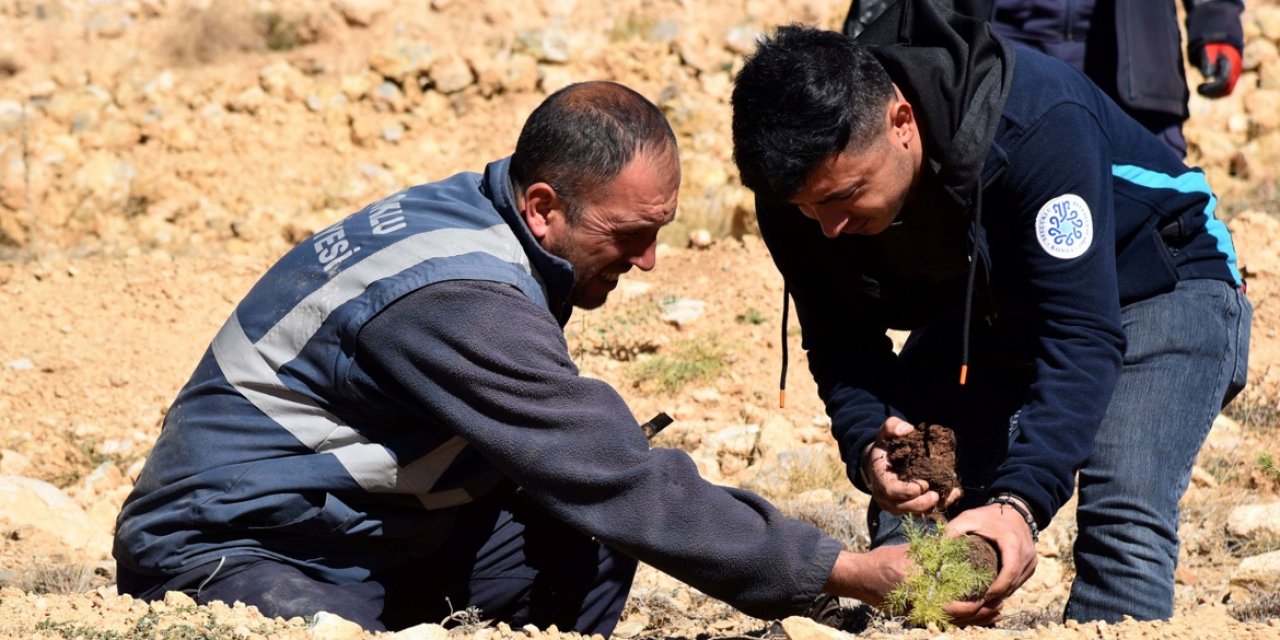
top-left (113, 81), bottom-right (948, 635)
top-left (731, 0), bottom-right (1249, 625)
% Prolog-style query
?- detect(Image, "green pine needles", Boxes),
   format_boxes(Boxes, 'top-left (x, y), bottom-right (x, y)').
top-left (883, 518), bottom-right (995, 629)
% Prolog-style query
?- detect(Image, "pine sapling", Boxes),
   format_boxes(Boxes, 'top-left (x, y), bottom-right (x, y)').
top-left (882, 518), bottom-right (995, 629)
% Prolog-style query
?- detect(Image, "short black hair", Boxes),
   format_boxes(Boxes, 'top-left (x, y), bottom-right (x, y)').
top-left (731, 25), bottom-right (895, 198)
top-left (511, 81), bottom-right (677, 222)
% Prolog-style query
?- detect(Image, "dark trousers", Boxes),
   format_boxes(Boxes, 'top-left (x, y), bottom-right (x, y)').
top-left (117, 491), bottom-right (637, 635)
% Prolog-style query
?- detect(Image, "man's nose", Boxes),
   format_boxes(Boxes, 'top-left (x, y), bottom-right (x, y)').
top-left (815, 209), bottom-right (847, 238)
top-left (631, 241), bottom-right (658, 271)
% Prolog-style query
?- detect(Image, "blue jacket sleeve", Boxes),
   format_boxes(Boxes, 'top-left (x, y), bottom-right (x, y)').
top-left (756, 196), bottom-right (905, 493)
top-left (984, 103), bottom-right (1126, 526)
top-left (1184, 0), bottom-right (1245, 51)
top-left (353, 281), bottom-right (844, 619)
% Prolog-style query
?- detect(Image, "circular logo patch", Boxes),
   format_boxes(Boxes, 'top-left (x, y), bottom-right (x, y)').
top-left (1034, 194), bottom-right (1093, 259)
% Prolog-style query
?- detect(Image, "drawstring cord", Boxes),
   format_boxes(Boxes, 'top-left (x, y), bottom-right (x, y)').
top-left (780, 284), bottom-right (790, 408)
top-left (960, 185), bottom-right (984, 386)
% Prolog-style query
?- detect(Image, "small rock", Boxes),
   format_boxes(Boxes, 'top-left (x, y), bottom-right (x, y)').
top-left (86, 10), bottom-right (132, 38)
top-left (0, 475), bottom-right (110, 556)
top-left (6, 358), bottom-right (33, 371)
top-left (725, 25), bottom-right (762, 56)
top-left (259, 60), bottom-right (308, 101)
top-left (779, 615), bottom-right (849, 640)
top-left (515, 28), bottom-right (572, 63)
top-left (1230, 549), bottom-right (1280, 603)
top-left (1226, 502), bottom-right (1280, 542)
top-left (0, 100), bottom-right (23, 134)
top-left (163, 590), bottom-right (195, 608)
top-left (429, 54), bottom-right (474, 94)
top-left (612, 620), bottom-right (645, 639)
top-left (380, 122), bottom-right (405, 143)
top-left (502, 53), bottom-right (539, 93)
top-left (332, 0), bottom-right (392, 26)
top-left (310, 611), bottom-right (364, 640)
top-left (688, 228), bottom-right (713, 249)
top-left (1190, 465), bottom-right (1219, 488)
top-left (691, 388), bottom-right (722, 404)
top-left (369, 41), bottom-right (435, 83)
top-left (709, 424), bottom-right (760, 458)
top-left (659, 298), bottom-right (706, 328)
top-left (647, 19), bottom-right (680, 43)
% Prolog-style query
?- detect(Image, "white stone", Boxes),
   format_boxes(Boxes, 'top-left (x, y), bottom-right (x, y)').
top-left (0, 475), bottom-right (110, 557)
top-left (725, 26), bottom-right (762, 56)
top-left (688, 228), bottom-right (713, 249)
top-left (0, 100), bottom-right (23, 134)
top-left (658, 298), bottom-right (706, 328)
top-left (710, 424), bottom-right (760, 458)
top-left (309, 611), bottom-right (364, 640)
top-left (780, 615), bottom-right (851, 640)
top-left (6, 358), bottom-right (33, 371)
top-left (516, 29), bottom-right (572, 63)
top-left (1226, 502), bottom-right (1280, 542)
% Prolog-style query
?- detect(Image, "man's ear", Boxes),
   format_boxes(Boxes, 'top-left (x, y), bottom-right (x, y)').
top-left (889, 89), bottom-right (916, 149)
top-left (521, 182), bottom-right (566, 243)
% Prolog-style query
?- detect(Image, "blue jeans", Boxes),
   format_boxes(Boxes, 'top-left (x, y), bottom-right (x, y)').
top-left (117, 488), bottom-right (637, 635)
top-left (867, 278), bottom-right (1250, 622)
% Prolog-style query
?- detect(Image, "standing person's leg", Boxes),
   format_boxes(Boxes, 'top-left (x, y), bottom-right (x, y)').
top-left (380, 489), bottom-right (637, 636)
top-left (1066, 279), bottom-right (1250, 622)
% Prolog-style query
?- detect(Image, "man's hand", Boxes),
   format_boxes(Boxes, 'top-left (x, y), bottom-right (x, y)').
top-left (825, 546), bottom-right (908, 607)
top-left (825, 546), bottom-right (1002, 627)
top-left (1196, 42), bottom-right (1243, 98)
top-left (946, 501), bottom-right (1039, 607)
top-left (860, 417), bottom-right (962, 515)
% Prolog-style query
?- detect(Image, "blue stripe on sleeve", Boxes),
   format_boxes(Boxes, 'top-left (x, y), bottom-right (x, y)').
top-left (1111, 164), bottom-right (1242, 285)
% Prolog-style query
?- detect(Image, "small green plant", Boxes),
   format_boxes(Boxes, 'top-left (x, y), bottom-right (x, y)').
top-left (735, 307), bottom-right (767, 325)
top-left (883, 519), bottom-right (994, 629)
top-left (629, 337), bottom-right (726, 393)
top-left (256, 11), bottom-right (308, 51)
top-left (1258, 452), bottom-right (1280, 482)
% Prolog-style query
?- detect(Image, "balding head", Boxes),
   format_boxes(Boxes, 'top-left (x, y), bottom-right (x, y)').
top-left (511, 81), bottom-right (678, 222)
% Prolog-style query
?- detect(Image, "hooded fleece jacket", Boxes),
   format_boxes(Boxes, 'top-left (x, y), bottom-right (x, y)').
top-left (756, 0), bottom-right (1242, 528)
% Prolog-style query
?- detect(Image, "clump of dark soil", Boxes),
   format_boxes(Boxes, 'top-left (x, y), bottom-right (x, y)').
top-left (885, 422), bottom-right (960, 496)
top-left (888, 422), bottom-right (1000, 603)
top-left (964, 536), bottom-right (1000, 596)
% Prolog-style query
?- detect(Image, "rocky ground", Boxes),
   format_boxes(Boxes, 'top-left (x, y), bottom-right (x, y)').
top-left (2, 0), bottom-right (1280, 638)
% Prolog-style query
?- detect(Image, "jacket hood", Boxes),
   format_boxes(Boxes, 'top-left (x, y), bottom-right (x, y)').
top-left (482, 157), bottom-right (577, 326)
top-left (856, 0), bottom-right (1015, 209)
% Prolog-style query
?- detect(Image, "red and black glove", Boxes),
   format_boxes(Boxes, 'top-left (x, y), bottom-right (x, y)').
top-left (1196, 42), bottom-right (1242, 98)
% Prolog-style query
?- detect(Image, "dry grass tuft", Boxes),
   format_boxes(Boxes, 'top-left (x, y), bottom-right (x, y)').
top-left (14, 554), bottom-right (97, 595)
top-left (1229, 593), bottom-right (1280, 623)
